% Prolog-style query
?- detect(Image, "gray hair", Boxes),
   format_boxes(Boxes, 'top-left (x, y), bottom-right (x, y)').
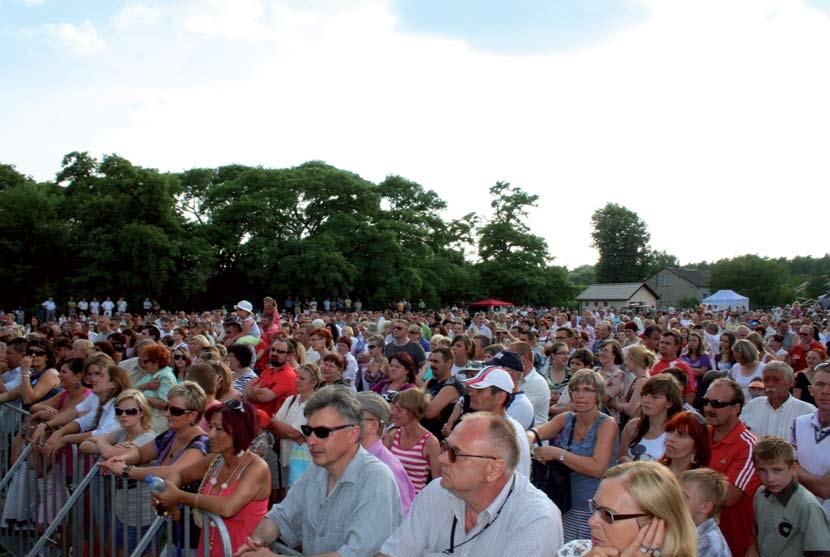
top-left (460, 412), bottom-right (520, 471)
top-left (763, 360), bottom-right (794, 385)
top-left (304, 385), bottom-right (364, 440)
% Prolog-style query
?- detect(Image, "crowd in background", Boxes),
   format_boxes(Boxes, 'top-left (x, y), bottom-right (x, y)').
top-left (0, 297), bottom-right (828, 556)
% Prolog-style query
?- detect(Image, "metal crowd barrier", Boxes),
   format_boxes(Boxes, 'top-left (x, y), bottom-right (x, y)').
top-left (0, 421), bottom-right (233, 556)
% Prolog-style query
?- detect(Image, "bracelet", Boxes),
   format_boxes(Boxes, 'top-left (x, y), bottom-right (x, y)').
top-left (193, 494), bottom-right (200, 509)
top-left (559, 449), bottom-right (566, 463)
top-left (122, 465), bottom-right (134, 478)
top-left (529, 428), bottom-right (541, 445)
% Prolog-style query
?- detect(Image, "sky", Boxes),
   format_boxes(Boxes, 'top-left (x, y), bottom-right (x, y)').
top-left (2, 0), bottom-right (829, 270)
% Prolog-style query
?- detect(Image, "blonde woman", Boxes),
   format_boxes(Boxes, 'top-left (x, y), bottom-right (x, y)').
top-left (610, 345), bottom-right (656, 423)
top-left (728, 339), bottom-right (765, 399)
top-left (557, 461), bottom-right (697, 557)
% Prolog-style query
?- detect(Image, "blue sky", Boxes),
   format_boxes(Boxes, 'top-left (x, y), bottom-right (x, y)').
top-left (2, 0), bottom-right (829, 269)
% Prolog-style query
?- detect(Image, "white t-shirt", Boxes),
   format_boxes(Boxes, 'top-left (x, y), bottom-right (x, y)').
top-left (521, 370), bottom-right (553, 427)
top-left (507, 393), bottom-right (535, 430)
top-left (506, 414), bottom-right (531, 478)
top-left (274, 394), bottom-right (308, 467)
top-left (729, 361), bottom-right (766, 399)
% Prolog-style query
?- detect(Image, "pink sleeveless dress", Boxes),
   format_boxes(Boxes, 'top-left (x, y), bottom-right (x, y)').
top-left (197, 478), bottom-right (269, 556)
top-left (390, 428), bottom-right (434, 493)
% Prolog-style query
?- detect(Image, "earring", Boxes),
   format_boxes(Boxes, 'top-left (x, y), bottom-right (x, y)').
top-left (73, 382), bottom-right (81, 390)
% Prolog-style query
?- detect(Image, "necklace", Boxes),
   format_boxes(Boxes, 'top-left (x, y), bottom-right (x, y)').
top-left (209, 451), bottom-right (248, 490)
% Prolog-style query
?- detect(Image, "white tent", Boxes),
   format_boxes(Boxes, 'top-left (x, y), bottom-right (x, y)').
top-left (702, 289), bottom-right (749, 311)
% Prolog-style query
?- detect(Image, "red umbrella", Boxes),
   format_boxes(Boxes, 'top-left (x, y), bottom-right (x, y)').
top-left (468, 298), bottom-right (513, 308)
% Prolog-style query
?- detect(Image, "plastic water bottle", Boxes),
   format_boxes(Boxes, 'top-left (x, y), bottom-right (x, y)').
top-left (146, 475), bottom-right (168, 516)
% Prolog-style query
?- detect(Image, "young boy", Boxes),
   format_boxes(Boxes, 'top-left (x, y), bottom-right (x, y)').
top-left (680, 468), bottom-right (732, 557)
top-left (749, 435), bottom-right (830, 557)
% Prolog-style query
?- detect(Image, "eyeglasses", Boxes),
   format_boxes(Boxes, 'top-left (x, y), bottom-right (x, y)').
top-left (393, 326), bottom-right (406, 331)
top-left (225, 399), bottom-right (245, 413)
top-left (173, 355), bottom-right (187, 361)
top-left (440, 441), bottom-right (499, 464)
top-left (702, 398), bottom-right (737, 409)
top-left (570, 387), bottom-right (597, 396)
top-left (115, 407), bottom-right (140, 416)
top-left (27, 349), bottom-right (46, 357)
top-left (271, 349), bottom-right (289, 354)
top-left (300, 424), bottom-right (356, 439)
top-left (799, 332), bottom-right (811, 337)
top-left (588, 499), bottom-right (650, 524)
top-left (367, 345), bottom-right (377, 350)
top-left (166, 405), bottom-right (193, 417)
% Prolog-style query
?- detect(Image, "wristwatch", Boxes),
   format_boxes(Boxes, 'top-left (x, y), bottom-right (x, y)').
top-left (559, 450), bottom-right (566, 463)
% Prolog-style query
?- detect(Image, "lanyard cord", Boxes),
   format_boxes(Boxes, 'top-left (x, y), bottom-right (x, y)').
top-left (443, 475), bottom-right (516, 554)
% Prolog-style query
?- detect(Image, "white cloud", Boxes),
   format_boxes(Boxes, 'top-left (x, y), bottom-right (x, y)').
top-left (112, 4), bottom-right (161, 31)
top-left (38, 20), bottom-right (106, 56)
top-left (4, 0), bottom-right (830, 268)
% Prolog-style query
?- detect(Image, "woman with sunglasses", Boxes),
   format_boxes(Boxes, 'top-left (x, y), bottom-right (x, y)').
top-left (171, 347), bottom-right (192, 382)
top-left (557, 461), bottom-right (697, 557)
top-left (101, 381), bottom-right (209, 554)
top-left (0, 338), bottom-right (61, 409)
top-left (80, 389), bottom-right (155, 556)
top-left (660, 411), bottom-right (711, 478)
top-left (150, 399), bottom-right (269, 556)
top-left (359, 334), bottom-right (388, 392)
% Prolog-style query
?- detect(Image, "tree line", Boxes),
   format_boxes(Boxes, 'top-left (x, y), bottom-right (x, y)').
top-left (0, 153), bottom-right (826, 312)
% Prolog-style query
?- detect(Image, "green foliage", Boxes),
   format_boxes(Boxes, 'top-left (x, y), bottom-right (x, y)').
top-left (677, 296), bottom-right (701, 310)
top-left (591, 203), bottom-right (652, 283)
top-left (709, 255), bottom-right (794, 307)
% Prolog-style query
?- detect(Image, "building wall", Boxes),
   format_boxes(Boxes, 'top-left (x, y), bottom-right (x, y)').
top-left (628, 287), bottom-right (658, 308)
top-left (645, 270), bottom-right (709, 307)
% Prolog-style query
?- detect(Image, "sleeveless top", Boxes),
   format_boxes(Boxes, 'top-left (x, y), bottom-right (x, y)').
top-left (556, 412), bottom-right (617, 512)
top-left (22, 369), bottom-right (62, 411)
top-left (628, 431), bottom-right (666, 462)
top-left (390, 428), bottom-right (433, 493)
top-left (198, 476), bottom-right (269, 556)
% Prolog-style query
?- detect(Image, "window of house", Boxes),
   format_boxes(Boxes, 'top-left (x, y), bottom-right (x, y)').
top-left (660, 275), bottom-right (671, 286)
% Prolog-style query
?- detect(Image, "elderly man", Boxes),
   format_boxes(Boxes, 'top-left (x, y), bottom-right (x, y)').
top-left (235, 386), bottom-right (402, 557)
top-left (357, 391), bottom-right (415, 515)
top-left (376, 412), bottom-right (562, 556)
top-left (792, 363), bottom-right (830, 512)
top-left (741, 361), bottom-right (815, 437)
top-left (465, 367), bottom-right (531, 477)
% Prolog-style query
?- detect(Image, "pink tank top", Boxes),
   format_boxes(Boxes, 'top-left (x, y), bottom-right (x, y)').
top-left (198, 478), bottom-right (269, 556)
top-left (390, 428), bottom-right (433, 493)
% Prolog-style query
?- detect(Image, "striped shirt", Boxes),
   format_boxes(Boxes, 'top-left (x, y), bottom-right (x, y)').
top-left (390, 428), bottom-right (434, 493)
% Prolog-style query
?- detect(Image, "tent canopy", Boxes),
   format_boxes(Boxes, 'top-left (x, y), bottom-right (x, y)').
top-left (702, 289), bottom-right (749, 310)
top-left (468, 298), bottom-right (513, 308)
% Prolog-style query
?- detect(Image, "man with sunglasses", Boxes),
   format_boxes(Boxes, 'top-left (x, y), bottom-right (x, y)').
top-left (243, 339), bottom-right (297, 418)
top-left (236, 386), bottom-right (402, 557)
top-left (704, 377), bottom-right (761, 557)
top-left (384, 319), bottom-right (426, 369)
top-left (377, 412), bottom-right (561, 556)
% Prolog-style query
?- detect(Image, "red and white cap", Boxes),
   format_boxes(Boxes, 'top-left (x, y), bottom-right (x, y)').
top-left (465, 366), bottom-right (514, 393)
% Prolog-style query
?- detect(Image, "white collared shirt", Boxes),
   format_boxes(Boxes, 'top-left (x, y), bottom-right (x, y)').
top-left (380, 472), bottom-right (562, 556)
top-left (741, 395), bottom-right (815, 438)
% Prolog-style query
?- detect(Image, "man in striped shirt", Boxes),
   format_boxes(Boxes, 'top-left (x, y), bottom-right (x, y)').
top-left (705, 378), bottom-right (761, 557)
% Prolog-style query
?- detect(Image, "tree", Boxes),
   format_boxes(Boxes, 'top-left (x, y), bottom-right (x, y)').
top-left (644, 250), bottom-right (680, 277)
top-left (477, 182), bottom-right (575, 305)
top-left (709, 255), bottom-right (794, 307)
top-left (591, 203), bottom-right (652, 283)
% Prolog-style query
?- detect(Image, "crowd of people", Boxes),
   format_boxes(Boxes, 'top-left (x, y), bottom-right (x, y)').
top-left (0, 298), bottom-right (828, 556)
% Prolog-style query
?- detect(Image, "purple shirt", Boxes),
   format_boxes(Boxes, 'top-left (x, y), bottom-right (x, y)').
top-left (366, 439), bottom-right (415, 515)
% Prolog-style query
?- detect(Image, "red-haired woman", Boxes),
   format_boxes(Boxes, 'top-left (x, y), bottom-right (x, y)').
top-left (135, 344), bottom-right (177, 432)
top-left (149, 400), bottom-right (270, 556)
top-left (661, 411), bottom-right (711, 478)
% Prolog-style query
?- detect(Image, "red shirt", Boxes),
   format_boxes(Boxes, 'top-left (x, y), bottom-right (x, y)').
top-left (650, 358), bottom-right (697, 395)
top-left (790, 341), bottom-right (826, 372)
top-left (709, 421), bottom-right (761, 557)
top-left (249, 364), bottom-right (297, 417)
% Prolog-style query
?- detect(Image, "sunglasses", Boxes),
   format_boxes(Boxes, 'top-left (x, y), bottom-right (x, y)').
top-left (27, 349), bottom-right (46, 357)
top-left (225, 399), bottom-right (245, 413)
top-left (300, 424), bottom-right (355, 439)
top-left (367, 345), bottom-right (377, 350)
top-left (702, 398), bottom-right (737, 409)
top-left (115, 407), bottom-right (140, 416)
top-left (588, 499), bottom-right (650, 524)
top-left (440, 441), bottom-right (499, 464)
top-left (166, 405), bottom-right (193, 417)
top-left (173, 355), bottom-right (187, 361)
top-left (271, 349), bottom-right (289, 354)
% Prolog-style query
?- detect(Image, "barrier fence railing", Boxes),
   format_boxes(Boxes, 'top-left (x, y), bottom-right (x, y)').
top-left (0, 405), bottom-right (232, 557)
